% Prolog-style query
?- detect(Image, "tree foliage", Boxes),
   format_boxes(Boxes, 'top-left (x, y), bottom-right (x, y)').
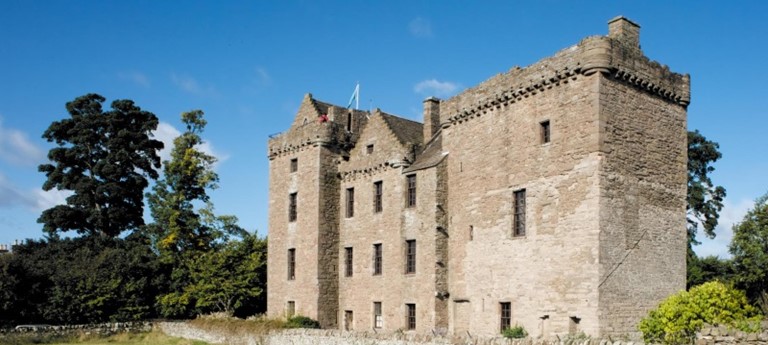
top-left (638, 281), bottom-right (761, 345)
top-left (687, 254), bottom-right (735, 289)
top-left (687, 130), bottom-right (727, 245)
top-left (730, 192), bottom-right (768, 313)
top-left (38, 94), bottom-right (163, 237)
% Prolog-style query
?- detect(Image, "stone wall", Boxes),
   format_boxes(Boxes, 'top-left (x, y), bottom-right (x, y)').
top-left (0, 322), bottom-right (151, 338)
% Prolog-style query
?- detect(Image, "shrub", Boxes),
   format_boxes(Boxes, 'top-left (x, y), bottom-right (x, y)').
top-left (638, 281), bottom-right (762, 345)
top-left (501, 325), bottom-right (527, 339)
top-left (286, 315), bottom-right (321, 329)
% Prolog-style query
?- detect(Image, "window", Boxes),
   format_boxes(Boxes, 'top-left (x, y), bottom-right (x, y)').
top-left (287, 301), bottom-right (295, 318)
top-left (346, 188), bottom-right (355, 218)
top-left (289, 193), bottom-right (297, 222)
top-left (344, 310), bottom-right (354, 331)
top-left (500, 302), bottom-right (511, 332)
top-left (569, 316), bottom-right (581, 334)
top-left (406, 304), bottom-right (416, 330)
top-left (514, 189), bottom-right (526, 236)
top-left (366, 144), bottom-right (374, 154)
top-left (373, 243), bottom-right (382, 275)
top-left (287, 249), bottom-right (296, 280)
top-left (540, 120), bottom-right (551, 144)
top-left (405, 240), bottom-right (416, 274)
top-left (290, 158), bottom-right (298, 172)
top-left (373, 302), bottom-right (383, 329)
top-left (406, 174), bottom-right (417, 207)
top-left (345, 247), bottom-right (354, 277)
top-left (373, 181), bottom-right (383, 213)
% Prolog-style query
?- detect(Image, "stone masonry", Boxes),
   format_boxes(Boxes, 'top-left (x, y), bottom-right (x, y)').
top-left (266, 16), bottom-right (688, 338)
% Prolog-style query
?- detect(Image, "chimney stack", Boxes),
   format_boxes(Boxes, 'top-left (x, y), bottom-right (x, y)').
top-left (423, 97), bottom-right (441, 142)
top-left (608, 16), bottom-right (641, 50)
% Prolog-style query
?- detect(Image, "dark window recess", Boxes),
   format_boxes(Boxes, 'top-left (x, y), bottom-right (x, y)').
top-left (290, 158), bottom-right (298, 172)
top-left (407, 174), bottom-right (417, 207)
top-left (406, 304), bottom-right (416, 330)
top-left (346, 188), bottom-right (355, 218)
top-left (540, 120), bottom-right (551, 144)
top-left (373, 302), bottom-right (383, 329)
top-left (374, 181), bottom-right (383, 213)
top-left (514, 189), bottom-right (526, 236)
top-left (373, 243), bottom-right (382, 275)
top-left (287, 301), bottom-right (295, 317)
top-left (405, 240), bottom-right (416, 274)
top-left (367, 144), bottom-right (374, 154)
top-left (287, 249), bottom-right (296, 280)
top-left (344, 310), bottom-right (353, 331)
top-left (345, 247), bottom-right (354, 277)
top-left (289, 193), bottom-right (297, 222)
top-left (500, 302), bottom-right (511, 332)
top-left (569, 316), bottom-right (581, 334)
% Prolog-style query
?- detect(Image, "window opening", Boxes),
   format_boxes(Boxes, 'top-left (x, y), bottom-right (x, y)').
top-left (406, 304), bottom-right (416, 330)
top-left (289, 193), bottom-right (297, 222)
top-left (346, 188), bottom-right (354, 218)
top-left (345, 247), bottom-right (354, 277)
top-left (500, 302), bottom-right (511, 332)
top-left (540, 120), bottom-right (551, 144)
top-left (374, 181), bottom-right (383, 213)
top-left (290, 158), bottom-right (298, 172)
top-left (287, 248), bottom-right (296, 280)
top-left (405, 240), bottom-right (416, 274)
top-left (373, 302), bottom-right (383, 329)
top-left (373, 243), bottom-right (382, 275)
top-left (514, 189), bottom-right (526, 236)
top-left (406, 174), bottom-right (417, 207)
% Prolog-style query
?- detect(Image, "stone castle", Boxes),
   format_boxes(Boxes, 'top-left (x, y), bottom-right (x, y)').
top-left (266, 17), bottom-right (688, 337)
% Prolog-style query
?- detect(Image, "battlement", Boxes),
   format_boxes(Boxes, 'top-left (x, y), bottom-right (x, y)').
top-left (439, 17), bottom-right (690, 129)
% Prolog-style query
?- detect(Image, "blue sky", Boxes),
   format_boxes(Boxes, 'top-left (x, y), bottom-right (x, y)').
top-left (0, 1), bottom-right (766, 258)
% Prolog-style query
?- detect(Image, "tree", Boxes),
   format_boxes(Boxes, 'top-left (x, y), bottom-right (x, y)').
top-left (686, 254), bottom-right (734, 289)
top-left (38, 94), bottom-right (163, 237)
top-left (145, 110), bottom-right (239, 256)
top-left (145, 110), bottom-right (245, 317)
top-left (687, 130), bottom-right (727, 245)
top-left (730, 192), bottom-right (768, 313)
top-left (159, 233), bottom-right (267, 316)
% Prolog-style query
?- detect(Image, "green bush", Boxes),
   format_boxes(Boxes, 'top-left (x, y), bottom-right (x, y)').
top-left (501, 325), bottom-right (527, 339)
top-left (286, 315), bottom-right (321, 329)
top-left (638, 281), bottom-right (762, 345)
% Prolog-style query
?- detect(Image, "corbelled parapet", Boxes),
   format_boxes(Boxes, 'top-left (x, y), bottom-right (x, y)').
top-left (440, 17), bottom-right (690, 128)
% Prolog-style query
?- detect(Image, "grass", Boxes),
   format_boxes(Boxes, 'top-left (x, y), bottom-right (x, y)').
top-left (2, 330), bottom-right (210, 345)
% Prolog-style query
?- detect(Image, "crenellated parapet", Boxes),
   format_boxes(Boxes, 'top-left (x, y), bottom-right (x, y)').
top-left (441, 17), bottom-right (690, 129)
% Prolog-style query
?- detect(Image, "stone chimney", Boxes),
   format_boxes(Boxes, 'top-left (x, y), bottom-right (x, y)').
top-left (423, 97), bottom-right (440, 142)
top-left (608, 16), bottom-right (641, 50)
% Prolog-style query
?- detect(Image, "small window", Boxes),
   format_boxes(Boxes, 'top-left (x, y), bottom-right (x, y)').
top-left (289, 193), bottom-right (297, 222)
top-left (569, 316), bottom-right (581, 334)
top-left (290, 158), bottom-right (298, 172)
top-left (287, 248), bottom-right (296, 280)
top-left (373, 181), bottom-right (383, 213)
top-left (287, 301), bottom-right (295, 318)
top-left (373, 243), bottom-right (382, 275)
top-left (346, 188), bottom-right (355, 218)
top-left (366, 144), bottom-right (374, 154)
top-left (406, 174), bottom-right (417, 207)
top-left (373, 302), bottom-right (383, 329)
top-left (405, 240), bottom-right (416, 274)
top-left (500, 302), bottom-right (511, 332)
top-left (406, 304), bottom-right (416, 330)
top-left (344, 310), bottom-right (354, 331)
top-left (345, 247), bottom-right (354, 277)
top-left (540, 120), bottom-right (551, 144)
top-left (513, 189), bottom-right (526, 236)
top-left (469, 225), bottom-right (474, 241)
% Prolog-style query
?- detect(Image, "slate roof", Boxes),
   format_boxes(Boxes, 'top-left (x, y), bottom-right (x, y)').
top-left (404, 132), bottom-right (447, 173)
top-left (379, 112), bottom-right (423, 147)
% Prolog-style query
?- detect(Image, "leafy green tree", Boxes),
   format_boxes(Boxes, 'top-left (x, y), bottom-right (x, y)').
top-left (687, 130), bottom-right (727, 245)
top-left (687, 255), bottom-right (735, 289)
top-left (730, 192), bottom-right (768, 313)
top-left (639, 281), bottom-right (761, 345)
top-left (159, 233), bottom-right (267, 316)
top-left (146, 110), bottom-right (246, 317)
top-left (38, 94), bottom-right (163, 237)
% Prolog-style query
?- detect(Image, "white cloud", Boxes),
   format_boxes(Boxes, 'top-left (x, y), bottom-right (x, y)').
top-left (693, 197), bottom-right (754, 258)
top-left (0, 173), bottom-right (36, 209)
top-left (152, 121), bottom-right (228, 166)
top-left (171, 73), bottom-right (219, 97)
top-left (256, 67), bottom-right (271, 86)
top-left (34, 188), bottom-right (72, 211)
top-left (0, 117), bottom-right (45, 167)
top-left (414, 79), bottom-right (460, 97)
top-left (118, 71), bottom-right (150, 88)
top-left (409, 17), bottom-right (433, 38)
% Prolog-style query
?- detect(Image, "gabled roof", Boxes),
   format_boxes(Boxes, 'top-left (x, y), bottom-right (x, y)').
top-left (404, 132), bottom-right (446, 173)
top-left (379, 112), bottom-right (423, 147)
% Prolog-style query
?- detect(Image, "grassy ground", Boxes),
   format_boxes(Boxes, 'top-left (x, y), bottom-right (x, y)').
top-left (3, 330), bottom-right (210, 345)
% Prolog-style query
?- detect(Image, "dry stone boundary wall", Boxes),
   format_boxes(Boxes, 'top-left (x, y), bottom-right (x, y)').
top-left (156, 321), bottom-right (768, 345)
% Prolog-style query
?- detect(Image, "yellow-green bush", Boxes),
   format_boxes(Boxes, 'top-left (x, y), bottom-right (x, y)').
top-left (638, 281), bottom-right (762, 344)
